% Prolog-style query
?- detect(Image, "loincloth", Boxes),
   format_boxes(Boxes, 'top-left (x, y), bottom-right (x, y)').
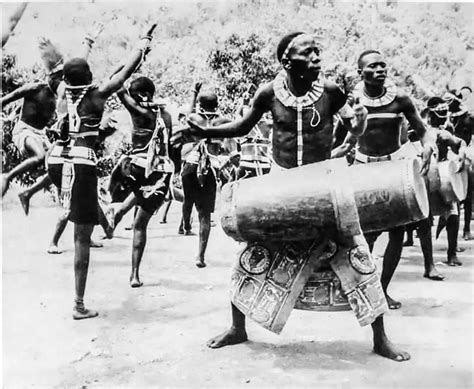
top-left (230, 238), bottom-right (388, 334)
top-left (12, 120), bottom-right (51, 157)
top-left (47, 144), bottom-right (98, 224)
top-left (124, 153), bottom-right (173, 214)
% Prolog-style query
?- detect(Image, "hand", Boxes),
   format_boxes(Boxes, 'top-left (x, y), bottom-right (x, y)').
top-left (143, 23), bottom-right (157, 39)
top-left (187, 118), bottom-right (206, 137)
top-left (353, 97), bottom-right (367, 125)
top-left (419, 144), bottom-right (435, 176)
top-left (38, 36), bottom-right (52, 49)
top-left (194, 82), bottom-right (203, 94)
top-left (87, 22), bottom-right (104, 42)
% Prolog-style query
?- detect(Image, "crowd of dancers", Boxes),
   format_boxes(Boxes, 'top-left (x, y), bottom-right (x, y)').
top-left (2, 19), bottom-right (473, 363)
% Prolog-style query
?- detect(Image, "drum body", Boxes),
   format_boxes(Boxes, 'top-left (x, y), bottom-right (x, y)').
top-left (220, 158), bottom-right (429, 242)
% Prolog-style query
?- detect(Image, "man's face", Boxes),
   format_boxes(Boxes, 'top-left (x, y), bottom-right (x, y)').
top-left (359, 53), bottom-right (387, 86)
top-left (287, 35), bottom-right (321, 82)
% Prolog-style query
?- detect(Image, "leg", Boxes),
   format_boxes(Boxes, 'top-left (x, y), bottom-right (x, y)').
top-left (196, 211), bottom-right (211, 268)
top-left (48, 210), bottom-right (70, 254)
top-left (18, 174), bottom-right (52, 215)
top-left (72, 223), bottom-right (98, 319)
top-left (372, 315), bottom-right (410, 361)
top-left (416, 218), bottom-right (444, 280)
top-left (160, 199), bottom-right (172, 224)
top-left (97, 202), bottom-right (114, 239)
top-left (446, 214), bottom-right (462, 266)
top-left (181, 168), bottom-right (195, 234)
top-left (207, 302), bottom-right (248, 348)
top-left (462, 178), bottom-right (472, 239)
top-left (403, 224), bottom-right (414, 246)
top-left (130, 207), bottom-right (153, 288)
top-left (435, 215), bottom-right (447, 240)
top-left (2, 136), bottom-right (46, 197)
top-left (381, 226), bottom-right (404, 309)
top-left (113, 193), bottom-right (137, 229)
top-left (181, 199), bottom-right (194, 234)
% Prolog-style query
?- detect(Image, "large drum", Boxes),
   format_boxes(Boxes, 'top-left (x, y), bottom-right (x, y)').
top-left (427, 160), bottom-right (468, 215)
top-left (220, 158), bottom-right (429, 242)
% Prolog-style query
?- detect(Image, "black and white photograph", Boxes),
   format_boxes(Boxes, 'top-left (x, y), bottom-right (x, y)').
top-left (1, 0), bottom-right (473, 387)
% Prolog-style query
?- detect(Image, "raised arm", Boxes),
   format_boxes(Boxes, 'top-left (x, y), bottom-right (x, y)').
top-left (98, 24), bottom-right (157, 98)
top-left (116, 87), bottom-right (148, 115)
top-left (79, 22), bottom-right (104, 60)
top-left (187, 82), bottom-right (202, 114)
top-left (1, 82), bottom-right (40, 108)
top-left (2, 2), bottom-right (28, 47)
top-left (188, 84), bottom-right (269, 138)
top-left (402, 94), bottom-right (437, 175)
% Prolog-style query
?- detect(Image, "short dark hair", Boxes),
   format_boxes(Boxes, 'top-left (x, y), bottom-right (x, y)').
top-left (357, 50), bottom-right (382, 69)
top-left (129, 76), bottom-right (155, 96)
top-left (198, 91), bottom-right (218, 111)
top-left (63, 57), bottom-right (92, 86)
top-left (276, 32), bottom-right (305, 63)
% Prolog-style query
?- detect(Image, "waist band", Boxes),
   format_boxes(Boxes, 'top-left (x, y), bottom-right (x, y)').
top-left (48, 145), bottom-right (97, 166)
top-left (355, 142), bottom-right (415, 163)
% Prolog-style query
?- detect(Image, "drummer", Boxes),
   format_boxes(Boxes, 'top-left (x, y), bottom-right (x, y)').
top-left (333, 50), bottom-right (437, 307)
top-left (189, 32), bottom-right (412, 361)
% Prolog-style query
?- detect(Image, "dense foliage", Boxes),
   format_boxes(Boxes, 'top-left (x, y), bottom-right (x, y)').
top-left (2, 0), bottom-right (473, 185)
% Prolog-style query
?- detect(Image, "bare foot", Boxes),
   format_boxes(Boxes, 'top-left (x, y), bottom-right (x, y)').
top-left (18, 192), bottom-right (30, 216)
top-left (447, 254), bottom-right (462, 266)
top-left (72, 306), bottom-right (99, 320)
top-left (90, 240), bottom-right (103, 248)
top-left (463, 231), bottom-right (473, 241)
top-left (196, 258), bottom-right (206, 268)
top-left (206, 327), bottom-right (248, 348)
top-left (1, 174), bottom-right (9, 197)
top-left (373, 336), bottom-right (411, 362)
top-left (423, 266), bottom-right (445, 281)
top-left (130, 276), bottom-right (143, 288)
top-left (385, 294), bottom-right (402, 310)
top-left (47, 245), bottom-right (62, 254)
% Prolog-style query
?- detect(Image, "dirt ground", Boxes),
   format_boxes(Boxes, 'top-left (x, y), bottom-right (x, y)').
top-left (2, 187), bottom-right (473, 388)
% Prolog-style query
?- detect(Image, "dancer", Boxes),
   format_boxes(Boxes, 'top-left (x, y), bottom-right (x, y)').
top-left (113, 76), bottom-right (174, 287)
top-left (46, 24), bottom-right (157, 317)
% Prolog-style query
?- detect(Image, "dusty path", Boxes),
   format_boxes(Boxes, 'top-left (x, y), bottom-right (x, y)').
top-left (2, 190), bottom-right (473, 388)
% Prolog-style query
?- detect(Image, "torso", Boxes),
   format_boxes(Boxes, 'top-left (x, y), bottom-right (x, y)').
top-left (70, 88), bottom-right (106, 149)
top-left (262, 79), bottom-right (344, 168)
top-left (353, 82), bottom-right (405, 156)
top-left (20, 84), bottom-right (57, 129)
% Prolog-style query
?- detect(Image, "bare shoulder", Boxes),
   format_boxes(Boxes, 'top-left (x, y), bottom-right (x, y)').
top-left (253, 81), bottom-right (274, 111)
top-left (395, 89), bottom-right (413, 106)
